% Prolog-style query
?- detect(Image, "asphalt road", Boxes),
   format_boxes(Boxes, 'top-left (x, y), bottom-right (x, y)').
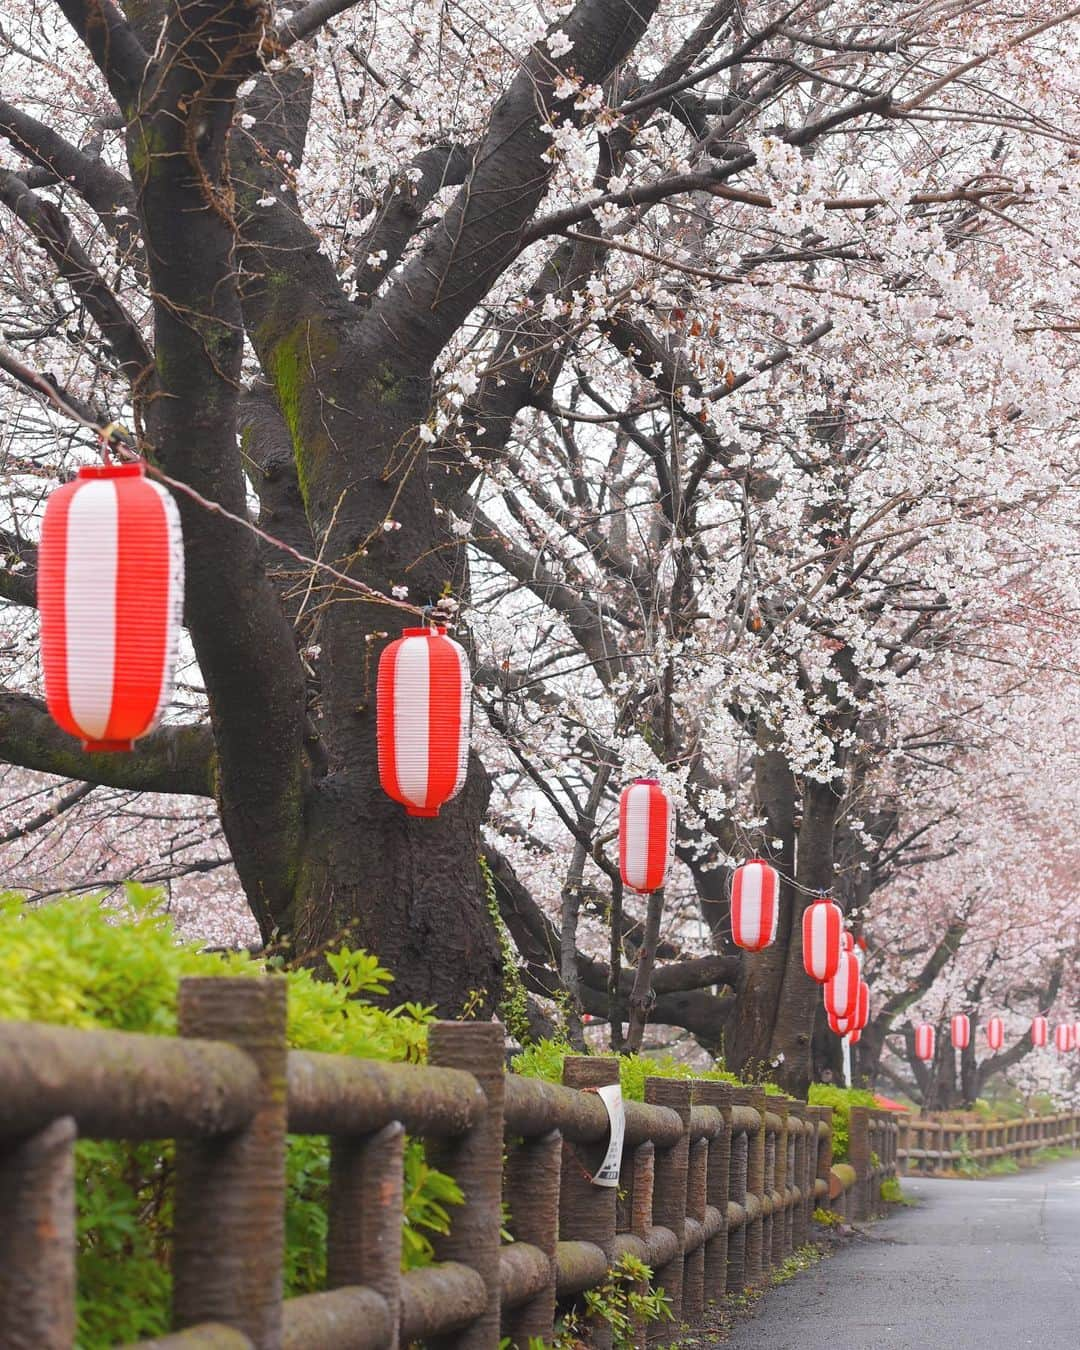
top-left (724, 1156), bottom-right (1080, 1348)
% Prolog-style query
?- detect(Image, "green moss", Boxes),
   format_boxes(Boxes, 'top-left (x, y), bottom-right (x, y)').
top-left (262, 318), bottom-right (338, 511)
top-left (128, 120), bottom-right (165, 182)
top-left (480, 855), bottom-right (529, 1044)
top-left (364, 360), bottom-right (406, 405)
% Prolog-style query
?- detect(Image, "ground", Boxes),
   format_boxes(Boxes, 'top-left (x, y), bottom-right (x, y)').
top-left (716, 1155), bottom-right (1080, 1349)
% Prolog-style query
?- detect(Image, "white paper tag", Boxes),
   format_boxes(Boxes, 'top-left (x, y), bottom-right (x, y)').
top-left (591, 1084), bottom-right (625, 1187)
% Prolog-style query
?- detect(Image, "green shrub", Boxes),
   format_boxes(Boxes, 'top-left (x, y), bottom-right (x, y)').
top-left (0, 887), bottom-right (459, 1347)
top-left (511, 1040), bottom-right (785, 1101)
top-left (806, 1083), bottom-right (879, 1162)
top-left (879, 1177), bottom-right (905, 1204)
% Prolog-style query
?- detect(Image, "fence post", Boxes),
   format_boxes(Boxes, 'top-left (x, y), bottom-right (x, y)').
top-left (683, 1093), bottom-right (708, 1324)
top-left (502, 1127), bottom-right (561, 1347)
top-left (848, 1107), bottom-right (872, 1221)
top-left (327, 1121), bottom-right (405, 1350)
top-left (771, 1098), bottom-right (790, 1266)
top-left (810, 1104), bottom-right (832, 1219)
top-left (694, 1081), bottom-right (731, 1304)
top-left (426, 1021), bottom-right (506, 1350)
top-left (725, 1094), bottom-right (750, 1293)
top-left (644, 1078), bottom-right (691, 1339)
top-left (744, 1088), bottom-right (767, 1287)
top-left (0, 1115), bottom-right (77, 1349)
top-left (560, 1056), bottom-right (619, 1350)
top-left (174, 977), bottom-right (287, 1348)
top-left (788, 1101), bottom-right (801, 1251)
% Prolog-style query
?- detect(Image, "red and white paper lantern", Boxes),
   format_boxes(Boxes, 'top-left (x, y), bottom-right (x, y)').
top-left (619, 778), bottom-right (675, 895)
top-left (986, 1016), bottom-right (1004, 1052)
top-left (827, 1009), bottom-right (852, 1036)
top-left (730, 859), bottom-right (779, 951)
top-left (802, 896), bottom-right (843, 984)
top-left (1055, 1023), bottom-right (1071, 1053)
top-left (1066, 1023), bottom-right (1077, 1052)
top-left (377, 626), bottom-right (471, 817)
top-left (841, 931), bottom-right (855, 953)
top-left (950, 1014), bottom-right (970, 1050)
top-left (1031, 1016), bottom-right (1048, 1047)
top-left (824, 951), bottom-right (860, 1020)
top-left (915, 1024), bottom-right (935, 1062)
top-left (853, 979), bottom-right (870, 1032)
top-left (38, 463), bottom-right (184, 752)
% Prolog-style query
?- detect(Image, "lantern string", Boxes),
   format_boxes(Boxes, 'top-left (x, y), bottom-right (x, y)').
top-left (0, 345), bottom-right (429, 621)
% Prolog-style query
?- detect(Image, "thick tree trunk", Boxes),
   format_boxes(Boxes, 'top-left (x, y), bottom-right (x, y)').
top-left (289, 757), bottom-right (502, 1015)
top-left (768, 779), bottom-right (845, 1095)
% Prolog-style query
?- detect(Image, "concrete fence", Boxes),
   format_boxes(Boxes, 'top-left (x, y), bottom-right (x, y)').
top-left (898, 1111), bottom-right (1080, 1175)
top-left (0, 978), bottom-right (901, 1349)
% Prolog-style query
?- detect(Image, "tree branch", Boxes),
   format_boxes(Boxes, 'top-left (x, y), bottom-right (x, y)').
top-left (360, 0), bottom-right (661, 370)
top-left (52, 0), bottom-right (148, 102)
top-left (0, 691), bottom-right (215, 796)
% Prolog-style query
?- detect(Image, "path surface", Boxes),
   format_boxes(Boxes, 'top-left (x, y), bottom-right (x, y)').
top-left (724, 1156), bottom-right (1080, 1348)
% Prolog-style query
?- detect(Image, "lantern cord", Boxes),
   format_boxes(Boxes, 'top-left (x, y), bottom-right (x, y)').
top-left (0, 345), bottom-right (431, 621)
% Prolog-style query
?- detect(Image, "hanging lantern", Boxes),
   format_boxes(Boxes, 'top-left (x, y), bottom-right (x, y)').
top-left (802, 896), bottom-right (843, 984)
top-left (618, 778), bottom-right (675, 895)
top-left (730, 858), bottom-right (779, 951)
top-left (38, 463), bottom-right (184, 751)
top-left (915, 1023), bottom-right (935, 1061)
top-left (841, 931), bottom-right (855, 953)
top-left (1073, 1022), bottom-right (1080, 1049)
top-left (827, 1009), bottom-right (852, 1036)
top-left (852, 979), bottom-right (870, 1032)
top-left (824, 951), bottom-right (860, 1020)
top-left (1031, 1016), bottom-right (1048, 1047)
top-left (1065, 1023), bottom-right (1077, 1052)
top-left (950, 1014), bottom-right (970, 1050)
top-left (846, 1027), bottom-right (862, 1046)
top-left (986, 1016), bottom-right (1004, 1052)
top-left (377, 626), bottom-right (471, 817)
top-left (1054, 1023), bottom-right (1070, 1053)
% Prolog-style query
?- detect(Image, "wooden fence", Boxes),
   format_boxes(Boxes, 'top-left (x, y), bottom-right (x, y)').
top-left (0, 978), bottom-right (901, 1350)
top-left (898, 1110), bottom-right (1080, 1174)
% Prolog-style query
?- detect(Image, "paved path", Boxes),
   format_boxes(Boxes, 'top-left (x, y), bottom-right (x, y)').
top-left (724, 1156), bottom-right (1080, 1348)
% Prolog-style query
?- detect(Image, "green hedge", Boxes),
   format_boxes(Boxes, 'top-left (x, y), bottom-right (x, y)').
top-left (807, 1083), bottom-right (880, 1162)
top-left (0, 888), bottom-right (457, 1347)
top-left (510, 1045), bottom-right (879, 1164)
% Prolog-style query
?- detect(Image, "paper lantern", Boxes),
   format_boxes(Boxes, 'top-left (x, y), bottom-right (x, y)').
top-left (730, 858), bottom-right (779, 951)
top-left (619, 778), bottom-right (675, 894)
top-left (915, 1023), bottom-right (935, 1061)
top-left (986, 1016), bottom-right (1004, 1052)
top-left (824, 951), bottom-right (859, 1020)
top-left (841, 931), bottom-right (855, 953)
top-left (38, 462), bottom-right (184, 751)
top-left (950, 1014), bottom-right (970, 1050)
top-left (852, 979), bottom-right (870, 1032)
top-left (1054, 1023), bottom-right (1071, 1053)
top-left (802, 896), bottom-right (843, 983)
top-left (827, 1009), bottom-right (852, 1036)
top-left (1073, 1022), bottom-right (1080, 1049)
top-left (377, 626), bottom-right (471, 816)
top-left (1031, 1016), bottom-right (1048, 1047)
top-left (1068, 1023), bottom-right (1078, 1052)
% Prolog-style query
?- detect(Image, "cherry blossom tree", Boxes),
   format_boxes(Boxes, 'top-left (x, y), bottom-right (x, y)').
top-left (1, 0), bottom-right (1078, 1056)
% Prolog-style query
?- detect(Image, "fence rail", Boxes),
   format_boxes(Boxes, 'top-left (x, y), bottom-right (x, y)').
top-left (0, 978), bottom-right (901, 1350)
top-left (898, 1111), bottom-right (1080, 1175)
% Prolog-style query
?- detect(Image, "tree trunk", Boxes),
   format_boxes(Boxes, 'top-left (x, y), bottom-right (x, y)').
top-left (288, 758), bottom-right (502, 1014)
